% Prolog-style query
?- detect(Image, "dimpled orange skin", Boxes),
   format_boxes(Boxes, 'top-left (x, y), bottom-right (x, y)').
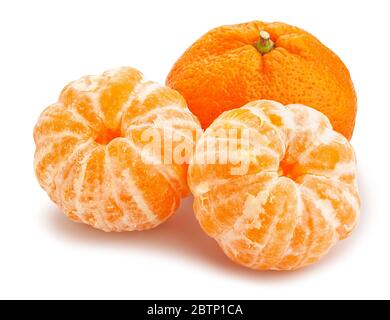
top-left (34, 67), bottom-right (201, 232)
top-left (167, 21), bottom-right (357, 140)
top-left (188, 100), bottom-right (360, 271)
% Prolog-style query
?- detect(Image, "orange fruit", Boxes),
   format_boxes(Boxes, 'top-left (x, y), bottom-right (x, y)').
top-left (188, 100), bottom-right (360, 270)
top-left (167, 21), bottom-right (357, 140)
top-left (34, 67), bottom-right (201, 232)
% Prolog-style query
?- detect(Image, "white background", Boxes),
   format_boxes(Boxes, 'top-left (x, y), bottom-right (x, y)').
top-left (0, 0), bottom-right (389, 300)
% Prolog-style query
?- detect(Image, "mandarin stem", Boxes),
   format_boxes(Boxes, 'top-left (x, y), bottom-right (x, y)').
top-left (255, 31), bottom-right (275, 54)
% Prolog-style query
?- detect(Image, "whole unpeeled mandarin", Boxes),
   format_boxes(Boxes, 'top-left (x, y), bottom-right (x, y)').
top-left (167, 21), bottom-right (357, 140)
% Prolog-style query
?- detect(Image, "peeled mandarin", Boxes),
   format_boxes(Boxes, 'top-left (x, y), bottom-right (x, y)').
top-left (188, 100), bottom-right (360, 270)
top-left (34, 67), bottom-right (201, 232)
